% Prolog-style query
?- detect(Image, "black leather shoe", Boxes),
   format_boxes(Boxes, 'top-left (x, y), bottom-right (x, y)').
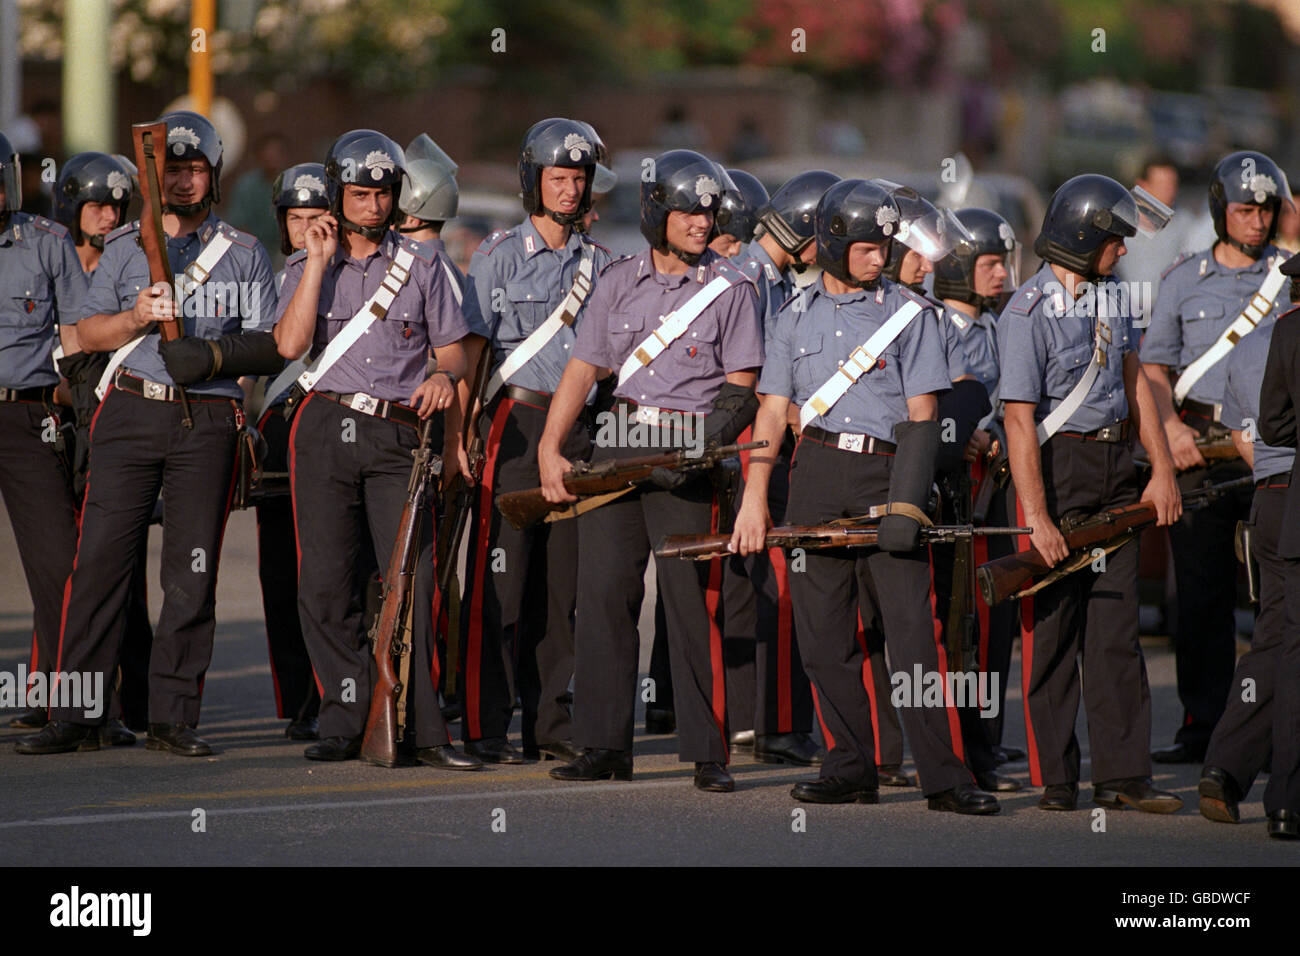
top-left (1267, 810), bottom-right (1300, 839)
top-left (285, 717), bottom-right (319, 741)
top-left (928, 783), bottom-right (1000, 815)
top-left (730, 729), bottom-right (755, 751)
top-left (8, 707), bottom-right (48, 730)
top-left (549, 748), bottom-right (633, 781)
top-left (694, 761), bottom-right (734, 792)
top-left (1198, 766), bottom-right (1242, 824)
top-left (1039, 783), bottom-right (1079, 811)
top-left (754, 732), bottom-right (822, 766)
top-left (146, 723), bottom-right (213, 757)
top-left (975, 770), bottom-right (1023, 793)
top-left (100, 718), bottom-right (136, 747)
top-left (877, 764), bottom-right (912, 787)
top-left (1094, 777), bottom-right (1183, 814)
top-left (644, 708), bottom-right (676, 735)
top-left (791, 777), bottom-right (879, 804)
top-left (465, 736), bottom-right (524, 764)
top-left (417, 745), bottom-right (483, 771)
top-left (535, 739), bottom-right (582, 762)
top-left (15, 720), bottom-right (99, 754)
top-left (1151, 742), bottom-right (1206, 764)
top-left (304, 735), bottom-right (361, 761)
top-left (992, 745), bottom-right (1025, 764)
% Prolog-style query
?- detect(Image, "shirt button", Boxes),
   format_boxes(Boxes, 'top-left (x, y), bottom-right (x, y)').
top-left (648, 370), bottom-right (655, 376)
top-left (799, 347), bottom-right (805, 353)
top-left (1199, 310), bottom-right (1205, 317)
top-left (624, 323), bottom-right (630, 329)
top-left (366, 358), bottom-right (372, 364)
top-left (327, 312), bottom-right (333, 318)
top-left (835, 330), bottom-right (843, 337)
top-left (640, 394), bottom-right (647, 400)
top-left (844, 416), bottom-right (851, 423)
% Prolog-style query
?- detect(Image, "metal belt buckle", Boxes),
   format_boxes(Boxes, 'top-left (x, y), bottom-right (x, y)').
top-left (144, 381), bottom-right (168, 401)
top-left (635, 404), bottom-right (661, 426)
top-left (837, 432), bottom-right (865, 453)
top-left (0, 388), bottom-right (15, 402)
top-left (349, 393), bottom-right (378, 415)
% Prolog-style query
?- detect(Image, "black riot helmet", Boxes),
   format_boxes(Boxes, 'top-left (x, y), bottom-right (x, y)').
top-left (876, 181), bottom-right (970, 288)
top-left (54, 152), bottom-right (135, 249)
top-left (640, 149), bottom-right (726, 266)
top-left (814, 178), bottom-right (900, 288)
top-left (714, 168), bottom-right (769, 243)
top-left (0, 130), bottom-right (21, 220)
top-left (159, 110), bottom-right (223, 213)
top-left (271, 162), bottom-right (329, 256)
top-left (323, 129), bottom-right (406, 241)
top-left (518, 117), bottom-right (605, 224)
top-left (1034, 174), bottom-right (1171, 279)
top-left (755, 169), bottom-right (841, 259)
top-left (934, 207), bottom-right (1020, 310)
top-left (1208, 150), bottom-right (1295, 258)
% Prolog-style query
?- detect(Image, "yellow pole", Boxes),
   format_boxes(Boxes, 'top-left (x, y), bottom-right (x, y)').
top-left (189, 0), bottom-right (215, 117)
top-left (63, 0), bottom-right (114, 153)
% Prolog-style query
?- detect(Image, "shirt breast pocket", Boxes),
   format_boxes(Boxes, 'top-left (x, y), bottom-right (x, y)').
top-left (792, 333), bottom-right (825, 393)
top-left (609, 311), bottom-right (647, 360)
top-left (506, 282), bottom-right (547, 334)
top-left (676, 321), bottom-right (717, 364)
top-left (1183, 301), bottom-right (1225, 353)
top-left (3, 287), bottom-right (49, 327)
top-left (388, 294), bottom-right (426, 353)
top-left (1045, 341), bottom-right (1093, 398)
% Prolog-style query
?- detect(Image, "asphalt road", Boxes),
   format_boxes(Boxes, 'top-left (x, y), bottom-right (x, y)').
top-left (0, 507), bottom-right (1290, 867)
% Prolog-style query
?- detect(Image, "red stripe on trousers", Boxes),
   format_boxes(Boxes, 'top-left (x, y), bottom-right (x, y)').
top-left (855, 612), bottom-right (882, 762)
top-left (810, 682), bottom-right (835, 751)
top-left (1014, 493), bottom-right (1042, 785)
top-left (464, 398), bottom-right (514, 740)
top-left (770, 545), bottom-right (793, 733)
top-left (970, 454), bottom-right (991, 671)
top-left (288, 392), bottom-right (326, 700)
top-left (706, 497), bottom-right (728, 758)
top-left (929, 547), bottom-right (963, 763)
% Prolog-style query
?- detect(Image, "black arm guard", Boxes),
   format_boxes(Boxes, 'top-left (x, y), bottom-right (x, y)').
top-left (703, 382), bottom-right (760, 447)
top-left (160, 332), bottom-right (285, 385)
top-left (934, 379), bottom-right (991, 474)
top-left (877, 419), bottom-right (941, 552)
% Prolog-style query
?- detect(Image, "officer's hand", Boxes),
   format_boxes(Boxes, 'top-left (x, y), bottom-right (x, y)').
top-left (964, 428), bottom-right (992, 464)
top-left (1167, 420), bottom-right (1206, 471)
top-left (448, 439), bottom-right (473, 488)
top-left (649, 466), bottom-right (687, 491)
top-left (1142, 469), bottom-right (1183, 527)
top-left (409, 372), bottom-right (455, 420)
top-left (304, 215), bottom-right (338, 262)
top-left (134, 282), bottom-right (176, 329)
top-left (729, 499), bottom-right (771, 556)
top-left (539, 444), bottom-right (577, 503)
top-left (159, 337), bottom-right (216, 385)
top-left (1027, 512), bottom-right (1069, 566)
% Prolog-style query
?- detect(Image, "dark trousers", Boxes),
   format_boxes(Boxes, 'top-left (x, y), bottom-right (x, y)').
top-left (1204, 482), bottom-right (1284, 796)
top-left (573, 462), bottom-right (727, 763)
top-left (1167, 458), bottom-right (1253, 751)
top-left (1015, 435), bottom-right (1152, 786)
top-left (255, 405), bottom-right (320, 723)
top-left (108, 537), bottom-right (153, 730)
top-left (855, 604), bottom-right (906, 766)
top-left (288, 393), bottom-right (448, 747)
top-left (459, 396), bottom-right (586, 748)
top-left (784, 439), bottom-right (971, 795)
top-left (52, 387), bottom-right (237, 726)
top-left (978, 469), bottom-right (1020, 748)
top-left (1268, 515), bottom-right (1300, 815)
top-left (0, 400), bottom-right (78, 685)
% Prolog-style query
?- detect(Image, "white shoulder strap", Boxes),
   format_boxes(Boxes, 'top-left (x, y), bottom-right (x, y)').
top-left (798, 300), bottom-right (923, 429)
top-left (441, 257), bottom-right (463, 306)
top-left (1036, 315), bottom-right (1111, 444)
top-left (617, 274), bottom-right (733, 387)
top-left (1173, 257), bottom-right (1286, 404)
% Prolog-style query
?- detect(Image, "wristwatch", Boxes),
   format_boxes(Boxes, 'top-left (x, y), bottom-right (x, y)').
top-left (432, 369), bottom-right (459, 387)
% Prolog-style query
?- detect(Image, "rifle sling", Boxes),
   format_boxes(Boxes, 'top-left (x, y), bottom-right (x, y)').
top-left (1010, 531), bottom-right (1137, 600)
top-left (395, 597), bottom-right (414, 742)
top-left (543, 487), bottom-right (637, 523)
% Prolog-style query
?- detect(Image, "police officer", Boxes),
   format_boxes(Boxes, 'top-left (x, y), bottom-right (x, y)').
top-left (1141, 151), bottom-right (1293, 764)
top-left (732, 178), bottom-right (997, 812)
top-left (1197, 256), bottom-right (1296, 827)
top-left (396, 133), bottom-right (465, 294)
top-left (18, 111), bottom-right (282, 757)
top-left (0, 130), bottom-right (86, 736)
top-left (710, 167), bottom-right (768, 260)
top-left (540, 149), bottom-right (764, 791)
top-left (457, 118), bottom-right (611, 764)
top-left (999, 174), bottom-right (1182, 811)
top-left (273, 129), bottom-right (478, 769)
top-left (934, 207), bottom-right (1025, 762)
top-left (50, 151), bottom-right (149, 744)
top-left (1258, 250), bottom-right (1300, 839)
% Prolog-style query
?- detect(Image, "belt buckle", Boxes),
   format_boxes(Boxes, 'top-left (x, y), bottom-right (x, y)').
top-left (634, 404), bottom-right (661, 426)
top-left (837, 432), bottom-right (865, 453)
top-left (144, 380), bottom-right (168, 401)
top-left (349, 393), bottom-right (378, 415)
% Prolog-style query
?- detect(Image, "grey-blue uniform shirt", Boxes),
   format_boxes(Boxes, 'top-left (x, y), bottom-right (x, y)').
top-left (945, 304), bottom-right (1000, 427)
top-left (461, 217), bottom-right (610, 394)
top-left (922, 290), bottom-right (975, 381)
top-left (1140, 244), bottom-right (1290, 406)
top-left (759, 277), bottom-right (950, 440)
top-left (276, 230), bottom-right (466, 402)
top-left (0, 213), bottom-right (88, 389)
top-left (1221, 316), bottom-right (1295, 482)
top-left (738, 239), bottom-right (794, 344)
top-left (425, 236), bottom-right (466, 301)
top-left (76, 213), bottom-right (276, 401)
top-left (997, 263), bottom-right (1135, 433)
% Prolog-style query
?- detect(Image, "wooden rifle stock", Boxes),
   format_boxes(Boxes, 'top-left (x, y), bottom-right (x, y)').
top-left (496, 440), bottom-right (768, 530)
top-left (976, 475), bottom-right (1255, 606)
top-left (655, 523), bottom-right (1031, 560)
top-left (360, 419), bottom-right (438, 767)
top-left (131, 121), bottom-right (193, 427)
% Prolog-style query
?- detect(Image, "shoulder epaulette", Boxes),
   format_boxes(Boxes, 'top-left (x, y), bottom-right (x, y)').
top-left (897, 285), bottom-right (933, 308)
top-left (579, 234), bottom-right (610, 256)
top-left (105, 220), bottom-right (140, 244)
top-left (1160, 251), bottom-right (1195, 281)
top-left (948, 309), bottom-right (970, 331)
top-left (216, 222), bottom-right (258, 249)
top-left (598, 253), bottom-right (635, 277)
top-left (711, 257), bottom-right (749, 286)
top-left (476, 228), bottom-right (514, 256)
top-left (285, 249), bottom-right (308, 267)
top-left (398, 234), bottom-right (437, 265)
top-left (30, 216), bottom-right (70, 239)
top-left (1007, 285), bottom-right (1042, 316)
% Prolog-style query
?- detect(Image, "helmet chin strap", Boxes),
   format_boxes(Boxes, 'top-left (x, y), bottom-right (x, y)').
top-left (545, 207), bottom-right (582, 227)
top-left (664, 240), bottom-right (704, 267)
top-left (397, 220), bottom-right (434, 234)
top-left (163, 197), bottom-right (211, 218)
top-left (1224, 236), bottom-right (1266, 259)
top-left (88, 233), bottom-right (106, 251)
top-left (341, 216), bottom-right (388, 242)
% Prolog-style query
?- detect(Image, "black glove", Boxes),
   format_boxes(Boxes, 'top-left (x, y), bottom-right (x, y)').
top-left (877, 419), bottom-right (941, 553)
top-left (159, 337), bottom-right (217, 385)
top-left (703, 382), bottom-right (760, 447)
top-left (649, 466), bottom-right (687, 490)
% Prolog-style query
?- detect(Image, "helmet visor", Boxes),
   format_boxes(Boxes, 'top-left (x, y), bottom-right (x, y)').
top-left (405, 133), bottom-right (458, 176)
top-left (1127, 185), bottom-right (1174, 237)
top-left (897, 206), bottom-right (972, 262)
top-left (1, 154), bottom-right (22, 212)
